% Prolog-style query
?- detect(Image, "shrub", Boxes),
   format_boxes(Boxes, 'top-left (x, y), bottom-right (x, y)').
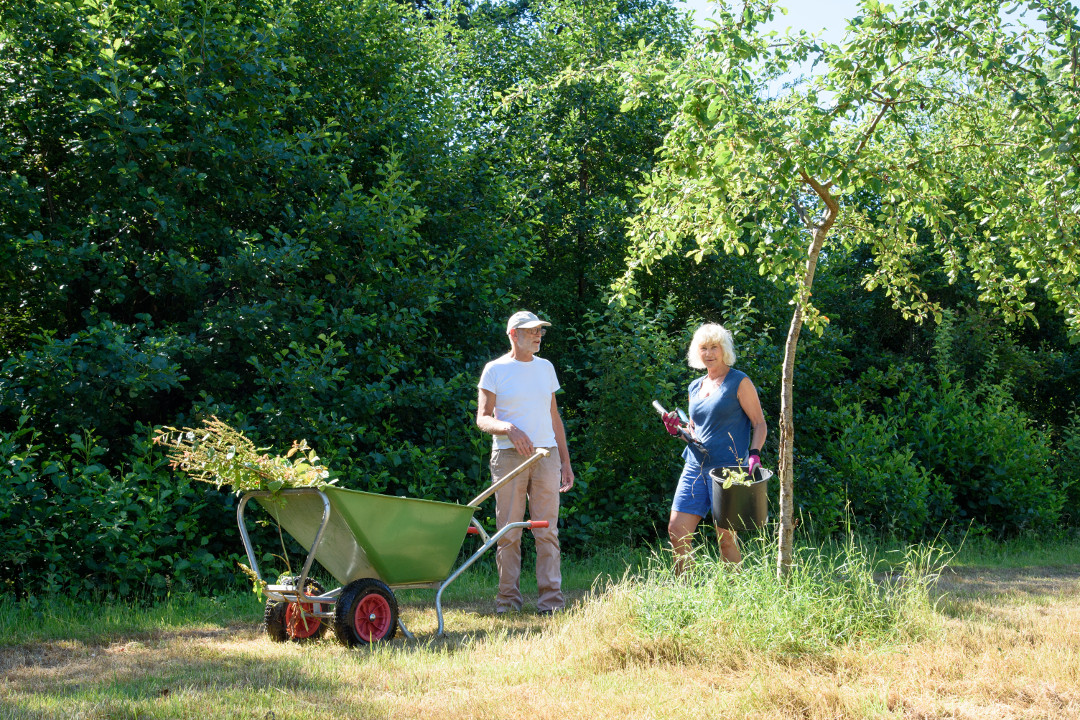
top-left (893, 338), bottom-right (1061, 535)
top-left (791, 316), bottom-right (1063, 539)
top-left (0, 420), bottom-right (243, 601)
top-left (1051, 409), bottom-right (1080, 526)
top-left (827, 403), bottom-right (932, 537)
top-left (560, 299), bottom-right (691, 546)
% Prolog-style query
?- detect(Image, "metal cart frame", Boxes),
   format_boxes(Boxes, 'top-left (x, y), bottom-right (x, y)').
top-left (237, 449), bottom-right (550, 642)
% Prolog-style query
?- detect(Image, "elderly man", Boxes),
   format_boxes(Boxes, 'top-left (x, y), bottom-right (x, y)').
top-left (476, 311), bottom-right (574, 615)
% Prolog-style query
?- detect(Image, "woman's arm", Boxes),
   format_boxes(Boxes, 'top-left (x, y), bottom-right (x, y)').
top-left (738, 377), bottom-right (767, 454)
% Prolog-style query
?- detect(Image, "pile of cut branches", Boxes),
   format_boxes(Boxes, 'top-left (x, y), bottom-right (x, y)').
top-left (154, 417), bottom-right (334, 494)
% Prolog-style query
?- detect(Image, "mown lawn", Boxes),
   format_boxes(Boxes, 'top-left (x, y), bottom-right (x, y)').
top-left (1, 535), bottom-right (1077, 719)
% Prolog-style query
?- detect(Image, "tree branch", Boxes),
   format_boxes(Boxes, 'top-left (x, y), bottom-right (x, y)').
top-left (824, 98), bottom-right (894, 189)
top-left (791, 191), bottom-right (813, 229)
top-left (800, 170), bottom-right (840, 233)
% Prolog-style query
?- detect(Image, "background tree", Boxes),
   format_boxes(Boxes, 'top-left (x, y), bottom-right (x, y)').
top-left (0, 0), bottom-right (539, 596)
top-left (1, 0), bottom-right (1077, 601)
top-left (446, 0), bottom-right (697, 543)
top-left (615, 0), bottom-right (1080, 573)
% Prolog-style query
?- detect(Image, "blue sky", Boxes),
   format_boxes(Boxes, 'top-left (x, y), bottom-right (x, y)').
top-left (678, 0), bottom-right (1042, 41)
top-left (679, 0), bottom-right (865, 42)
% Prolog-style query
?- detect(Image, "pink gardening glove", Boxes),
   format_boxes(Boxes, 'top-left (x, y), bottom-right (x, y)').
top-left (662, 412), bottom-right (681, 436)
top-left (747, 451), bottom-right (761, 479)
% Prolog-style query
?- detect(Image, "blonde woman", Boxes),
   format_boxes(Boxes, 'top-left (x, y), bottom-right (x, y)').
top-left (667, 323), bottom-right (767, 569)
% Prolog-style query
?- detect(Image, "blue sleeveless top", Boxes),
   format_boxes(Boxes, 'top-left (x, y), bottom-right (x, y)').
top-left (681, 369), bottom-right (752, 469)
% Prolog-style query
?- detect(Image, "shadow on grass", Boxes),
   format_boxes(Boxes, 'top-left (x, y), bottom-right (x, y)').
top-left (0, 608), bottom-right (578, 719)
top-left (0, 625), bottom-right (345, 720)
top-left (0, 603), bottom-right (583, 719)
top-left (933, 565), bottom-right (1080, 599)
top-left (0, 591), bottom-right (585, 680)
top-left (930, 564), bottom-right (1080, 622)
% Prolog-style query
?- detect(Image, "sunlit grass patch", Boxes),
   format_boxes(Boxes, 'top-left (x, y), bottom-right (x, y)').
top-left (1, 535), bottom-right (1078, 720)
top-left (951, 530), bottom-right (1080, 568)
top-left (0, 592), bottom-right (259, 647)
top-left (583, 530), bottom-right (946, 665)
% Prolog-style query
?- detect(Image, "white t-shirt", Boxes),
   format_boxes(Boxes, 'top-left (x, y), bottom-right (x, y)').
top-left (478, 354), bottom-right (560, 451)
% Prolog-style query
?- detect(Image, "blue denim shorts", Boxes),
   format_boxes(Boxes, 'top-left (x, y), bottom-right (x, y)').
top-left (671, 463), bottom-right (713, 518)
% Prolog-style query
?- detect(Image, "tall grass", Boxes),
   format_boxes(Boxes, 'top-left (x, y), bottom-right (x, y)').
top-left (584, 529), bottom-right (947, 664)
top-left (0, 529), bottom-right (949, 655)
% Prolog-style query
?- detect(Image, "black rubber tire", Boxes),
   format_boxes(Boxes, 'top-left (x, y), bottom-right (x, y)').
top-left (264, 599), bottom-right (289, 642)
top-left (264, 576), bottom-right (328, 642)
top-left (334, 578), bottom-right (398, 647)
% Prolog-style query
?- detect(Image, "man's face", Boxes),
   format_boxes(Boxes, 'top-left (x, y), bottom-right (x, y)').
top-left (512, 326), bottom-right (545, 353)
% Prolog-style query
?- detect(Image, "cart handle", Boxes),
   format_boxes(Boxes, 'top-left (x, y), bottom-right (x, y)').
top-left (466, 519), bottom-right (547, 535)
top-left (466, 448), bottom-right (550, 507)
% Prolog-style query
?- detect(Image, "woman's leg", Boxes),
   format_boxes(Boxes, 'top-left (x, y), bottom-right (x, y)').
top-left (668, 510), bottom-right (703, 575)
top-left (716, 527), bottom-right (741, 564)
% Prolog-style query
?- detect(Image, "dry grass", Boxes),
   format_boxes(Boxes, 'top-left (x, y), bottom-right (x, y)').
top-left (1, 566), bottom-right (1077, 719)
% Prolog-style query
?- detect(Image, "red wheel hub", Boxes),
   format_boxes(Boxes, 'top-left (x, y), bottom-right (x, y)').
top-left (285, 601), bottom-right (322, 639)
top-left (353, 592), bottom-right (392, 641)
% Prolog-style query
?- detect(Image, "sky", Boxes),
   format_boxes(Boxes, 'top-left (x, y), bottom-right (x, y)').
top-left (678, 0), bottom-right (1042, 42)
top-left (679, 0), bottom-right (865, 43)
top-left (678, 0), bottom-right (867, 90)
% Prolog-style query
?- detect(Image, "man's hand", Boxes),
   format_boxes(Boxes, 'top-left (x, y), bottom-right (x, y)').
top-left (559, 463), bottom-right (574, 493)
top-left (505, 424), bottom-right (535, 457)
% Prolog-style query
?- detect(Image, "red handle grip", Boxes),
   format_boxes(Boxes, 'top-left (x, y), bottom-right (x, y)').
top-left (466, 527), bottom-right (480, 535)
top-left (529, 520), bottom-right (549, 529)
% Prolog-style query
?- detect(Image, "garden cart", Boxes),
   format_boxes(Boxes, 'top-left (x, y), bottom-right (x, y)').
top-left (237, 449), bottom-right (550, 646)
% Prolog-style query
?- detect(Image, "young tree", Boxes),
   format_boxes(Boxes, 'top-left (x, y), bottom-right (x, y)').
top-left (615, 0), bottom-right (1080, 573)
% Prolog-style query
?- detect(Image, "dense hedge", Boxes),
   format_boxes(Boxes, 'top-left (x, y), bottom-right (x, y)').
top-left (1, 0), bottom-right (1077, 601)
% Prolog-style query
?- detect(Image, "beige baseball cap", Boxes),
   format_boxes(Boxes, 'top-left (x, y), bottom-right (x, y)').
top-left (506, 311), bottom-right (552, 333)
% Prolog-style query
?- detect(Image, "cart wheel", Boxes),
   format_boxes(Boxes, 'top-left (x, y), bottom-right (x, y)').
top-left (334, 578), bottom-right (398, 647)
top-left (265, 577), bottom-right (328, 642)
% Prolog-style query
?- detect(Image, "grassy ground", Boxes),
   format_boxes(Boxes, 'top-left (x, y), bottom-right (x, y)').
top-left (1, 533), bottom-right (1078, 719)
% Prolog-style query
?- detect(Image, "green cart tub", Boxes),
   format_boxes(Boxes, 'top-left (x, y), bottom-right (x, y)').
top-left (237, 449), bottom-right (550, 646)
top-left (256, 488), bottom-right (477, 587)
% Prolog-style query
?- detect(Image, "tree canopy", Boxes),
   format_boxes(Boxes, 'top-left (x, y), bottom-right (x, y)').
top-left (0, 0), bottom-right (1078, 599)
top-left (613, 0), bottom-right (1080, 570)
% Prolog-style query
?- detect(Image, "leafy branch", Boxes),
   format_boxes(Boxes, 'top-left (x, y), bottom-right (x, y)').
top-left (153, 417), bottom-right (334, 494)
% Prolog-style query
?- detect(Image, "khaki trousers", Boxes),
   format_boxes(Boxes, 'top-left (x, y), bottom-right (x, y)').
top-left (490, 447), bottom-right (563, 612)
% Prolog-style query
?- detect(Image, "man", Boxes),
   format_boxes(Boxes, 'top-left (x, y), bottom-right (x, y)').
top-left (476, 310), bottom-right (574, 615)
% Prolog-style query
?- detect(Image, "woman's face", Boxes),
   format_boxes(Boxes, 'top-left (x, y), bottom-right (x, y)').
top-left (698, 341), bottom-right (726, 369)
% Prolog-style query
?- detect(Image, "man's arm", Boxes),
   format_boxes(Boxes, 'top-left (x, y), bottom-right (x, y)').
top-left (477, 388), bottom-right (535, 456)
top-left (550, 394), bottom-right (574, 492)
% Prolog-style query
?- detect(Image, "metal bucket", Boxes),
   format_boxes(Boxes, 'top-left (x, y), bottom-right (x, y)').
top-left (708, 466), bottom-right (771, 532)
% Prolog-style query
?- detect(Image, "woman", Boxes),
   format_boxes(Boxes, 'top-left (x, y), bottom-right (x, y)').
top-left (667, 323), bottom-right (767, 570)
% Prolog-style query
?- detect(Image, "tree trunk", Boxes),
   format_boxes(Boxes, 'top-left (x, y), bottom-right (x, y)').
top-left (776, 229), bottom-right (826, 576)
top-left (777, 176), bottom-right (839, 577)
top-left (776, 301), bottom-right (802, 576)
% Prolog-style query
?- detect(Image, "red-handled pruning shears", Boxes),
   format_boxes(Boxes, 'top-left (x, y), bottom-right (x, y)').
top-left (652, 400), bottom-right (705, 452)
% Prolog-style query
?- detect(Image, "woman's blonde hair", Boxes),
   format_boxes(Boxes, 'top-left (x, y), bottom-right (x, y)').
top-left (687, 323), bottom-right (736, 369)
